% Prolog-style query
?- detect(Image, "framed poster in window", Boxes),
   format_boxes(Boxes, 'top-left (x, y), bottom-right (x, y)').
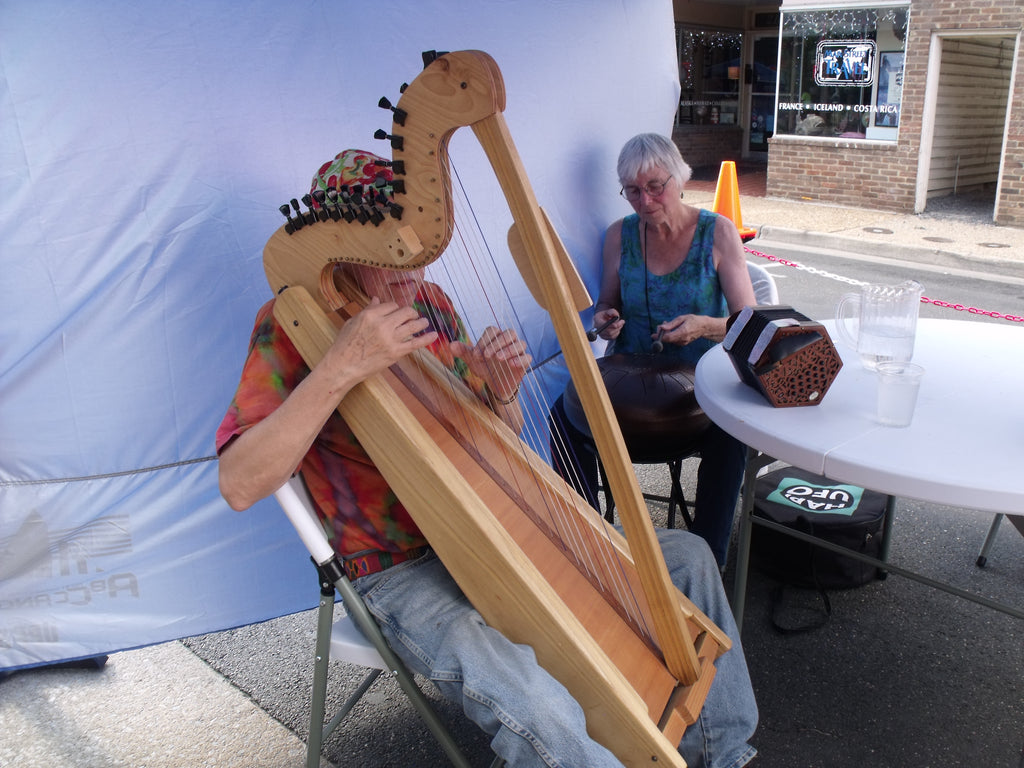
top-left (875, 52), bottom-right (904, 128)
top-left (814, 40), bottom-right (876, 86)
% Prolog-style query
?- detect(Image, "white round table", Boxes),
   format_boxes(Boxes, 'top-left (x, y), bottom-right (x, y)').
top-left (695, 318), bottom-right (1024, 625)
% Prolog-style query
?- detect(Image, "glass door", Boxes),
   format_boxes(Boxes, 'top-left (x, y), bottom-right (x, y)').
top-left (747, 33), bottom-right (779, 157)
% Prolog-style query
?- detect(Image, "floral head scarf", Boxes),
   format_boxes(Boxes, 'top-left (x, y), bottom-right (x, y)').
top-left (310, 149), bottom-right (394, 206)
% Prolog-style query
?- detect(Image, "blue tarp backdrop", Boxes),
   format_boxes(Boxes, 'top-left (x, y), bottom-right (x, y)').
top-left (0, 0), bottom-right (680, 670)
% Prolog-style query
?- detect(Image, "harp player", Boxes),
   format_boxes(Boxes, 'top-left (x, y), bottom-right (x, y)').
top-left (216, 150), bottom-right (757, 768)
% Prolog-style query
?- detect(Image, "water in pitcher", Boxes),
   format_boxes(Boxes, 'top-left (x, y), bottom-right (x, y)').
top-left (857, 326), bottom-right (915, 370)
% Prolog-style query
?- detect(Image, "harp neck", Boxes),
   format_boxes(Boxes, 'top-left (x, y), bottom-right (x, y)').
top-left (264, 51), bottom-right (505, 309)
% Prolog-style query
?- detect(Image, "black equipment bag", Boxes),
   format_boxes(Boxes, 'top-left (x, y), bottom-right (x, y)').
top-left (752, 466), bottom-right (888, 590)
top-left (751, 467), bottom-right (889, 633)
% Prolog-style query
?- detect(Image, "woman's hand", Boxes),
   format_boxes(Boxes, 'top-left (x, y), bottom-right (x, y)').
top-left (657, 314), bottom-right (713, 347)
top-left (593, 308), bottom-right (625, 341)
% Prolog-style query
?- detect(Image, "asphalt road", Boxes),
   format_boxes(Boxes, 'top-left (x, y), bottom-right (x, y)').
top-left (746, 237), bottom-right (1023, 330)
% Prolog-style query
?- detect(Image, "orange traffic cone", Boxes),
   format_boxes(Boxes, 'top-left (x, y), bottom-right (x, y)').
top-left (712, 161), bottom-right (757, 242)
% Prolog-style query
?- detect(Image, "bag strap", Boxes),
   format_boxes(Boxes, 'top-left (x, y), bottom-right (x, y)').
top-left (770, 583), bottom-right (832, 634)
top-left (769, 537), bottom-right (832, 634)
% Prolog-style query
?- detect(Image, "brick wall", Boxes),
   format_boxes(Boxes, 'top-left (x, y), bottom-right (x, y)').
top-left (672, 126), bottom-right (744, 171)
top-left (765, 137), bottom-right (917, 211)
top-left (769, 138), bottom-right (916, 212)
top-left (766, 0), bottom-right (1024, 227)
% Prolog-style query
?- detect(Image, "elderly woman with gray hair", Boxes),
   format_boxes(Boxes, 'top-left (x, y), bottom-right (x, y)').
top-left (550, 133), bottom-right (756, 569)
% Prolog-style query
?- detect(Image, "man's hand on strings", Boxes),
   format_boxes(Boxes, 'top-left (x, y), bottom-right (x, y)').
top-left (450, 326), bottom-right (531, 402)
top-left (327, 297), bottom-right (437, 382)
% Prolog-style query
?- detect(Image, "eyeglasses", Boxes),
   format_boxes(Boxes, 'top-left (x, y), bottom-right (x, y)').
top-left (620, 176), bottom-right (672, 201)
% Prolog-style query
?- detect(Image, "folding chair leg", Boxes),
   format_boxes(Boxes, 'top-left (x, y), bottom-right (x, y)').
top-left (311, 587), bottom-right (383, 752)
top-left (323, 669), bottom-right (382, 742)
top-left (307, 589), bottom-right (336, 768)
top-left (333, 575), bottom-right (475, 768)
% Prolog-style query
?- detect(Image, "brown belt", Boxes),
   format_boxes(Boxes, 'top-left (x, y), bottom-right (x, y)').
top-left (343, 546), bottom-right (429, 581)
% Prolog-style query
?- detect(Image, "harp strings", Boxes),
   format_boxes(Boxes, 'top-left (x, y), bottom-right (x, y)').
top-left (406, 158), bottom-right (654, 642)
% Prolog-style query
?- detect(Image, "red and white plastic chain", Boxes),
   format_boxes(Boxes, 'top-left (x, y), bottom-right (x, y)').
top-left (743, 245), bottom-right (1024, 324)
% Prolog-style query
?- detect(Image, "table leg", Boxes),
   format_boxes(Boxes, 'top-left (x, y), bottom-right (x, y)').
top-left (976, 514), bottom-right (1004, 568)
top-left (731, 447), bottom-right (775, 630)
top-left (877, 495), bottom-right (897, 579)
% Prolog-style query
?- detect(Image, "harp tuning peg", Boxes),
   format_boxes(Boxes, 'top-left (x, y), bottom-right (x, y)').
top-left (311, 189), bottom-right (334, 221)
top-left (373, 128), bottom-right (404, 151)
top-left (421, 50), bottom-right (449, 68)
top-left (287, 199), bottom-right (307, 230)
top-left (378, 96), bottom-right (407, 126)
top-left (279, 203), bottom-right (298, 234)
top-left (300, 193), bottom-right (319, 224)
top-left (375, 159), bottom-right (405, 175)
top-left (327, 187), bottom-right (354, 222)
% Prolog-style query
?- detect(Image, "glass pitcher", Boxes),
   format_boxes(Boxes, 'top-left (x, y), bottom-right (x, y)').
top-left (835, 280), bottom-right (924, 370)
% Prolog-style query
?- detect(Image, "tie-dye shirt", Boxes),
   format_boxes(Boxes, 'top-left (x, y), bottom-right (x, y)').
top-left (215, 282), bottom-right (487, 558)
top-left (609, 210), bottom-right (728, 366)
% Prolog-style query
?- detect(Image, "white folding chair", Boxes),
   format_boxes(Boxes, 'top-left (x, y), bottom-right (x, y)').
top-left (746, 260), bottom-right (780, 305)
top-left (273, 476), bottom-right (499, 768)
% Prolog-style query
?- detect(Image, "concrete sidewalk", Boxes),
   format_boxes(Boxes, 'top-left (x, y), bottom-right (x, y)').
top-left (2, 195), bottom-right (1021, 768)
top-left (687, 185), bottom-right (1024, 278)
top-left (0, 641), bottom-right (322, 768)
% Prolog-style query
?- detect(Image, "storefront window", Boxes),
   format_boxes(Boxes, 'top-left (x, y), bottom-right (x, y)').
top-left (676, 27), bottom-right (744, 127)
top-left (775, 6), bottom-right (908, 141)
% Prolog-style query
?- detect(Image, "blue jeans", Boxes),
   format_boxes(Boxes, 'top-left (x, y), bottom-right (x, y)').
top-left (353, 529), bottom-right (757, 768)
top-left (549, 393), bottom-right (747, 566)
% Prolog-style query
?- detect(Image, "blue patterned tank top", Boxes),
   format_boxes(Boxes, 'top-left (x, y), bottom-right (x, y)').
top-left (609, 210), bottom-right (728, 366)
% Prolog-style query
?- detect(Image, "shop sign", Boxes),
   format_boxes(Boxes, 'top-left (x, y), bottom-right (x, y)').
top-left (815, 40), bottom-right (876, 87)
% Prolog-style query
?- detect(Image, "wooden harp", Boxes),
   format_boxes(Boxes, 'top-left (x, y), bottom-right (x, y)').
top-left (264, 50), bottom-right (729, 768)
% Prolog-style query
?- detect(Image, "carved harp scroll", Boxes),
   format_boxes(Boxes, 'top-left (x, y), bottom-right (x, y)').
top-left (264, 50), bottom-right (729, 768)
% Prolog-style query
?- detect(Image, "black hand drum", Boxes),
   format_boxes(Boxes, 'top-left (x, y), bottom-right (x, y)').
top-left (563, 353), bottom-right (711, 463)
